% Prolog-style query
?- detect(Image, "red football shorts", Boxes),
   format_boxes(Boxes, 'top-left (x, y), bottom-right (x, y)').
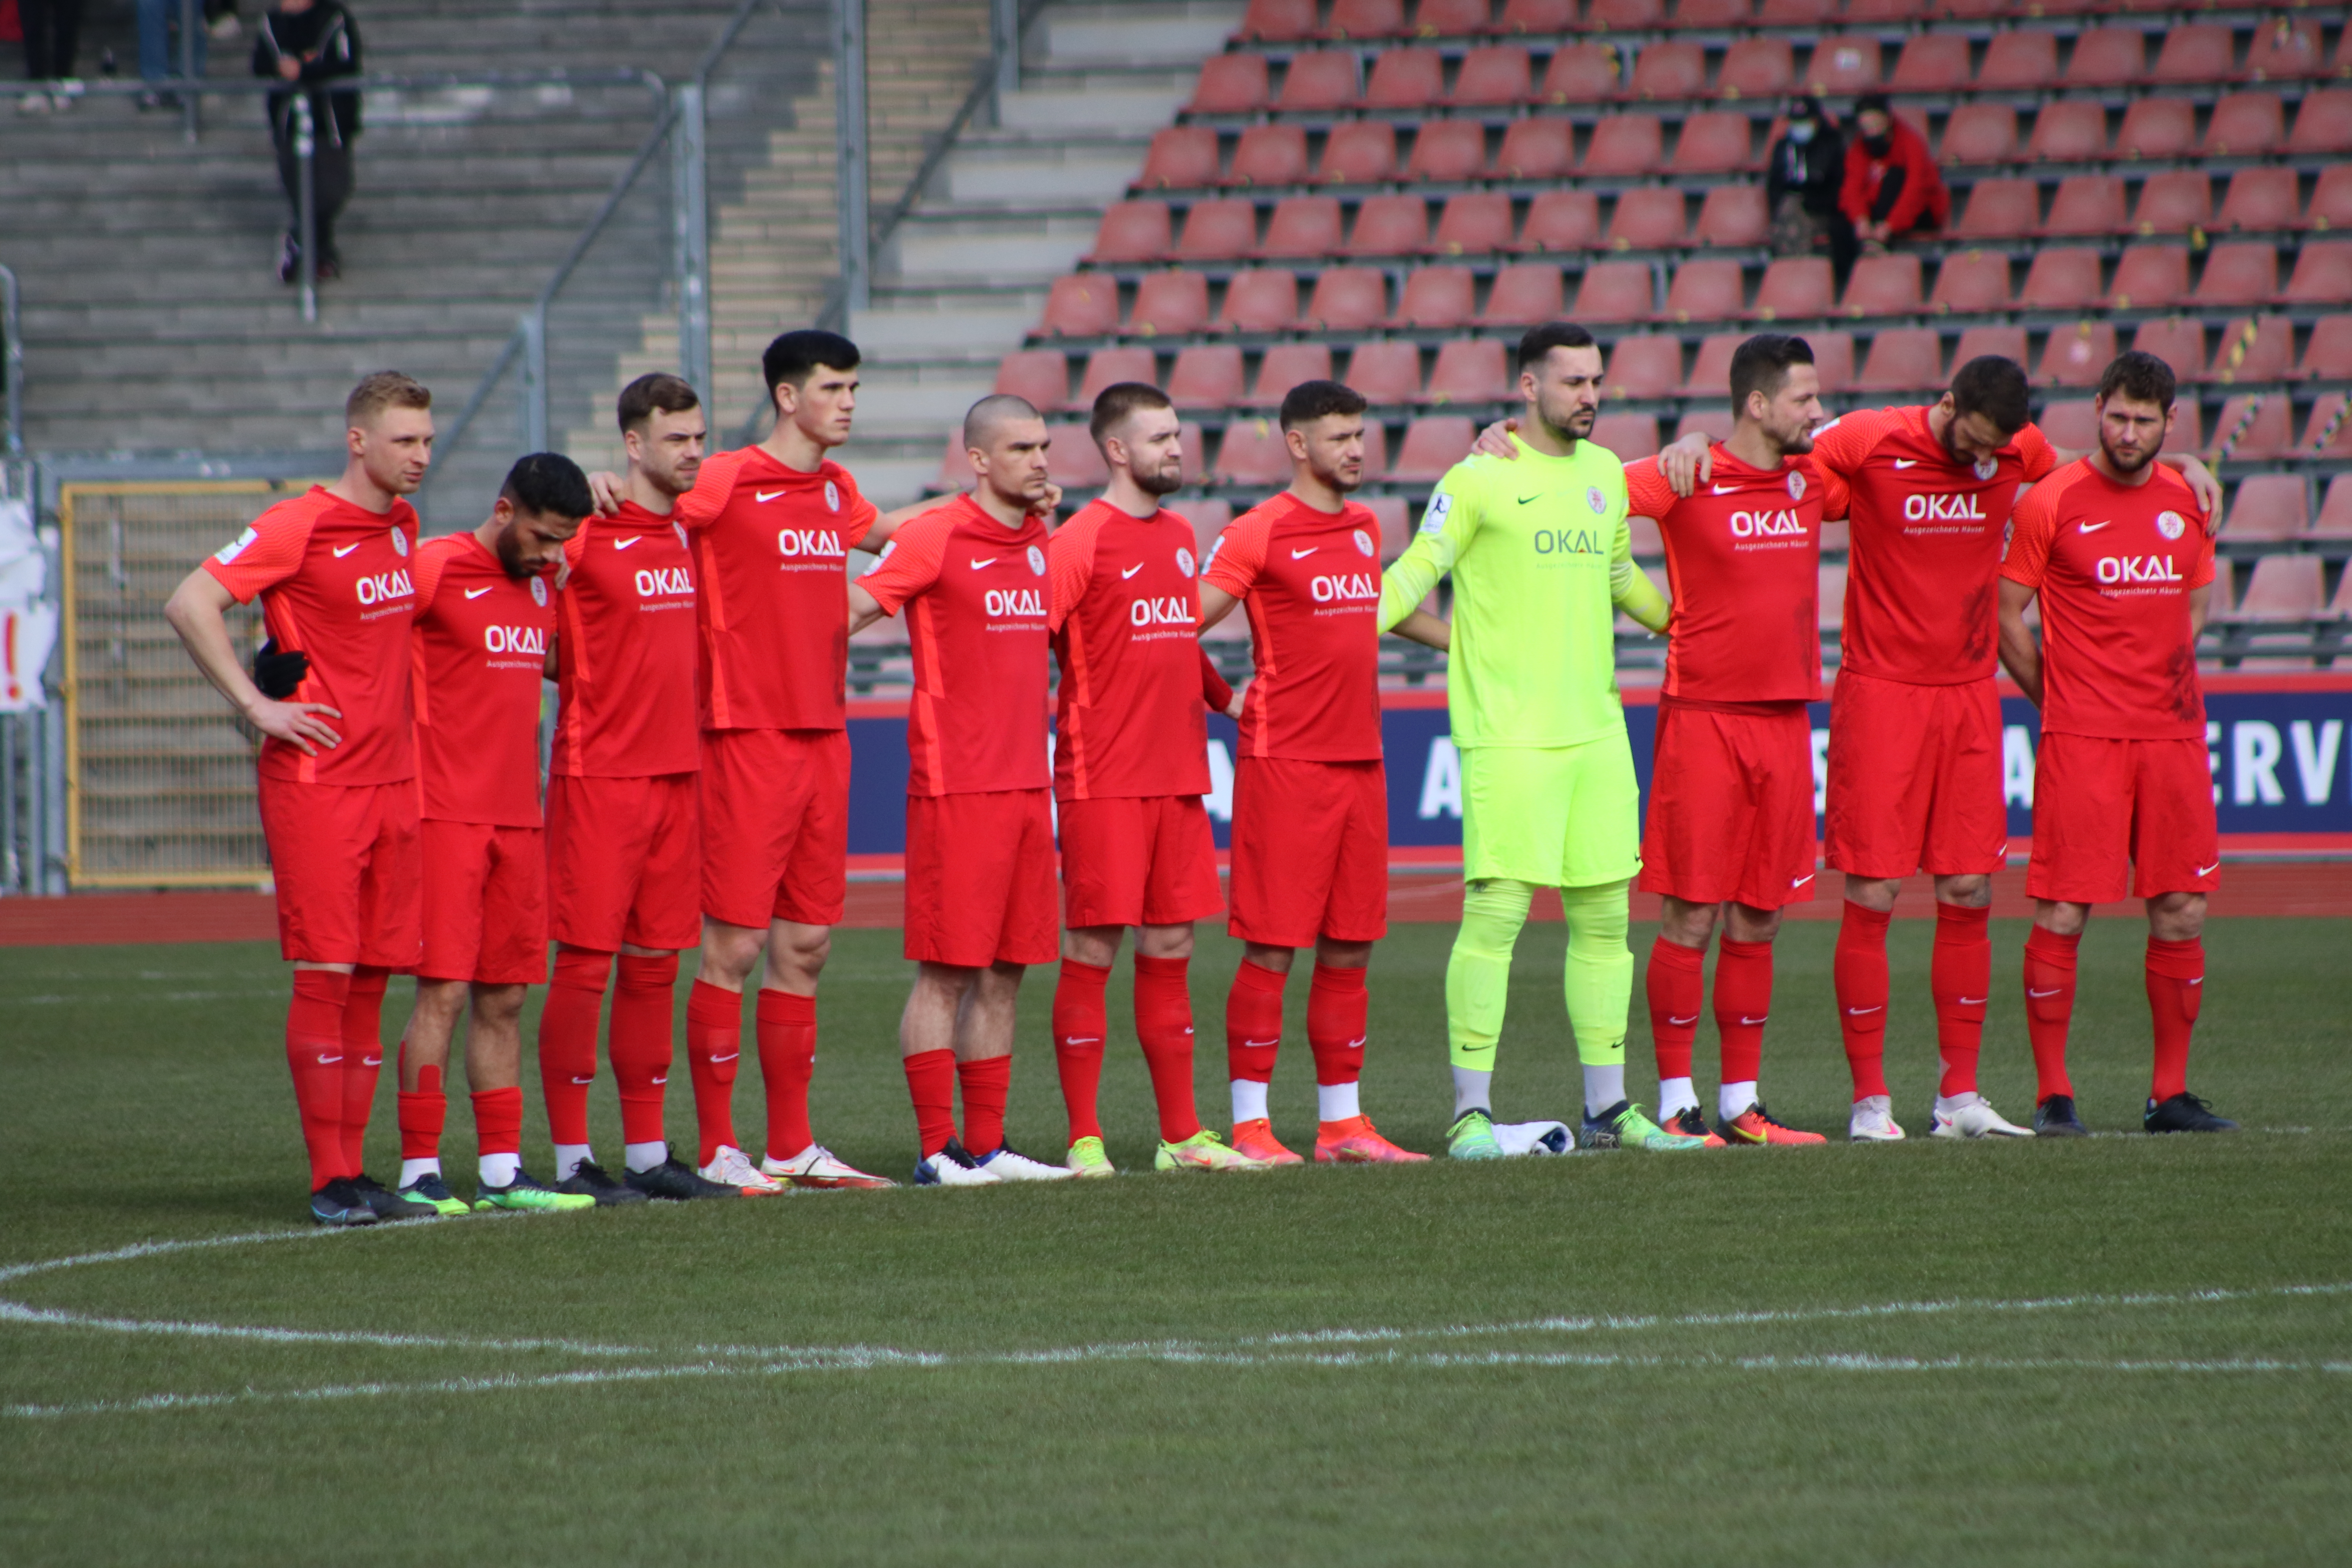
top-left (258, 774), bottom-right (422, 967)
top-left (2027, 732), bottom-right (2220, 904)
top-left (1638, 702), bottom-right (1819, 909)
top-left (1056, 793), bottom-right (1223, 930)
top-left (1228, 757), bottom-right (1388, 948)
top-left (904, 788), bottom-right (1060, 967)
top-left (546, 771), bottom-right (701, 952)
top-left (1824, 669), bottom-right (2009, 880)
top-left (699, 728), bottom-right (849, 929)
top-left (416, 818), bottom-right (546, 984)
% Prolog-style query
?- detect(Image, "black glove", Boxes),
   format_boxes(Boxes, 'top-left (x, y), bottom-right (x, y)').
top-left (252, 638), bottom-right (309, 700)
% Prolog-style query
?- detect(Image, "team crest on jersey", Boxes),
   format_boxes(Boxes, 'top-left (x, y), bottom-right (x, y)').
top-left (1352, 527), bottom-right (1373, 556)
top-left (531, 575), bottom-right (548, 606)
top-left (1787, 470), bottom-right (1807, 501)
top-left (823, 480), bottom-right (841, 512)
top-left (1974, 456), bottom-right (1998, 481)
top-left (391, 528), bottom-right (409, 557)
top-left (1176, 546), bottom-right (1196, 579)
top-left (1586, 486), bottom-right (1607, 514)
top-left (1027, 544), bottom-right (1046, 576)
top-left (2156, 510), bottom-right (2186, 541)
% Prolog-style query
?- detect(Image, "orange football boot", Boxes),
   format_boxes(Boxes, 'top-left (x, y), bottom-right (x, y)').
top-left (1720, 1102), bottom-right (1827, 1146)
top-left (1230, 1118), bottom-right (1305, 1166)
top-left (1313, 1115), bottom-right (1430, 1163)
top-left (1666, 1106), bottom-right (1728, 1147)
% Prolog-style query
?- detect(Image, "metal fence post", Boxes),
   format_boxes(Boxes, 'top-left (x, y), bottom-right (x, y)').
top-left (991, 0), bottom-right (1021, 112)
top-left (293, 95), bottom-right (319, 323)
top-left (833, 0), bottom-right (869, 316)
top-left (180, 0), bottom-right (202, 142)
top-left (521, 308), bottom-right (549, 453)
top-left (671, 82), bottom-right (711, 403)
top-left (0, 264), bottom-right (22, 460)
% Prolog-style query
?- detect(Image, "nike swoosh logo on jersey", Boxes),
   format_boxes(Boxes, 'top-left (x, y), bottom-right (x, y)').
top-left (1121, 563), bottom-right (1144, 579)
top-left (1516, 494), bottom-right (1541, 505)
top-left (1711, 484), bottom-right (1741, 495)
top-left (970, 557), bottom-right (998, 570)
top-left (1892, 459), bottom-right (1920, 469)
top-left (2080, 520), bottom-right (2112, 534)
top-left (1290, 547), bottom-right (1318, 559)
top-left (613, 535), bottom-right (643, 549)
top-left (1792, 873), bottom-right (1815, 888)
top-left (465, 587), bottom-right (492, 599)
top-left (332, 543), bottom-right (361, 557)
top-left (2027, 987), bottom-right (2063, 998)
top-left (755, 489), bottom-right (790, 503)
top-left (2195, 862), bottom-right (2220, 877)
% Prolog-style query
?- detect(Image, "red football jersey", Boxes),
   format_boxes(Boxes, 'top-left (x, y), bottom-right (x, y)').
top-left (2001, 459), bottom-right (2213, 741)
top-left (1201, 491), bottom-right (1384, 761)
top-left (407, 533), bottom-right (553, 826)
top-left (551, 501), bottom-right (698, 778)
top-left (675, 445), bottom-right (878, 732)
top-left (1810, 405), bottom-right (2057, 685)
top-left (858, 494), bottom-right (1053, 796)
top-left (201, 486), bottom-right (419, 786)
top-left (1625, 448), bottom-right (1829, 706)
top-left (1048, 498), bottom-right (1212, 802)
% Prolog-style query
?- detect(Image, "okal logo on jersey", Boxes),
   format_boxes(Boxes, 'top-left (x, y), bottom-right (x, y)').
top-left (1730, 508), bottom-right (1807, 538)
top-left (635, 566), bottom-right (692, 598)
top-left (1904, 493), bottom-right (1988, 521)
top-left (1130, 595), bottom-right (1196, 628)
top-left (1534, 528), bottom-right (1606, 555)
top-left (1310, 572), bottom-right (1379, 604)
top-left (2096, 554), bottom-right (2185, 585)
top-left (777, 528), bottom-right (846, 560)
top-left (985, 588), bottom-right (1047, 617)
top-left (483, 624), bottom-right (548, 655)
top-left (354, 568), bottom-right (414, 606)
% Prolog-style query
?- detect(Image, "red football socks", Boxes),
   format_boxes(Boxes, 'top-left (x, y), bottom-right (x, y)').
top-left (1645, 935), bottom-right (1704, 1082)
top-left (397, 1058), bottom-right (445, 1162)
top-left (609, 953), bottom-right (677, 1148)
top-left (471, 1085), bottom-right (523, 1160)
top-left (338, 966), bottom-right (389, 1177)
top-left (1132, 954), bottom-right (1203, 1143)
top-left (684, 979), bottom-right (743, 1166)
top-left (2145, 936), bottom-right (2204, 1103)
top-left (757, 988), bottom-right (818, 1163)
top-left (1933, 902), bottom-right (1992, 1098)
top-left (903, 1048), bottom-right (957, 1158)
top-left (1712, 938), bottom-right (1773, 1089)
top-left (1307, 962), bottom-right (1368, 1086)
top-left (958, 1055), bottom-right (1012, 1155)
top-left (537, 946), bottom-right (609, 1149)
top-left (286, 968), bottom-right (352, 1188)
top-left (1832, 901), bottom-right (1892, 1099)
top-left (2024, 925), bottom-right (2082, 1100)
top-left (1224, 959), bottom-right (1287, 1085)
top-left (1052, 957), bottom-right (1111, 1142)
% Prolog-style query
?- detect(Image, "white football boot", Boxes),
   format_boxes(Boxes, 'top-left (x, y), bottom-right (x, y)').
top-left (1849, 1095), bottom-right (1907, 1142)
top-left (973, 1145), bottom-right (1076, 1181)
top-left (699, 1144), bottom-right (787, 1194)
top-left (914, 1139), bottom-right (1002, 1187)
top-left (763, 1143), bottom-right (896, 1189)
top-left (1928, 1093), bottom-right (2035, 1139)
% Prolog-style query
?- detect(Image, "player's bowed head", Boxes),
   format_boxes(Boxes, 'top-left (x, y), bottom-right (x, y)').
top-left (485, 452), bottom-right (592, 583)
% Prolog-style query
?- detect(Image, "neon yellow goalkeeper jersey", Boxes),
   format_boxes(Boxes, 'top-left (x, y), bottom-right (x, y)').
top-left (1380, 433), bottom-right (1656, 749)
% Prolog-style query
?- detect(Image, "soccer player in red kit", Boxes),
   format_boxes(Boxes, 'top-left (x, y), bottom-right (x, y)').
top-left (543, 374), bottom-right (741, 1203)
top-left (849, 394), bottom-right (1074, 1185)
top-left (1627, 335), bottom-right (1836, 1148)
top-left (164, 371), bottom-right (436, 1227)
top-left (1197, 379), bottom-right (1432, 1166)
top-left (1998, 351), bottom-right (2236, 1136)
top-left (390, 454), bottom-right (596, 1216)
top-left (1050, 381), bottom-right (1267, 1176)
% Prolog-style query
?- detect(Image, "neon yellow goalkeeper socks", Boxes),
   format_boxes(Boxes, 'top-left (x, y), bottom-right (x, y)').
top-left (1560, 878), bottom-right (1633, 1070)
top-left (1446, 877), bottom-right (1533, 1071)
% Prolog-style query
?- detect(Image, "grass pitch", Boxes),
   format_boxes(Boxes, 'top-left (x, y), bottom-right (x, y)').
top-left (2, 916), bottom-right (2347, 1566)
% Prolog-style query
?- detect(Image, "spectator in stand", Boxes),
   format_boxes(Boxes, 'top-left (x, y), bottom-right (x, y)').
top-left (1840, 93), bottom-right (1947, 261)
top-left (254, 0), bottom-right (361, 283)
top-left (16, 0), bottom-right (83, 114)
top-left (138, 0), bottom-right (208, 112)
top-left (1765, 96), bottom-right (1855, 285)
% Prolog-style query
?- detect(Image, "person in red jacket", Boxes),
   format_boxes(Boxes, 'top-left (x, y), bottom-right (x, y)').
top-left (1840, 94), bottom-right (1947, 254)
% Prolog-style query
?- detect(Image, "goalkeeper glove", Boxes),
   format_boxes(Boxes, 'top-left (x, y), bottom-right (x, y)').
top-left (252, 638), bottom-right (309, 699)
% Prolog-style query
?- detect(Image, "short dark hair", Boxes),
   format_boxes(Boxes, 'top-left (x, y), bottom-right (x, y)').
top-left (1089, 381), bottom-right (1174, 446)
top-left (617, 372), bottom-right (701, 434)
top-left (499, 452), bottom-right (593, 521)
top-left (762, 330), bottom-right (860, 397)
top-left (1729, 333), bottom-right (1815, 413)
top-left (2096, 349), bottom-right (2177, 411)
top-left (346, 371), bottom-right (430, 428)
top-left (1278, 379), bottom-right (1368, 431)
top-left (963, 392), bottom-right (1041, 450)
top-left (1947, 354), bottom-right (2032, 437)
top-left (1516, 321), bottom-right (1597, 372)
top-left (1855, 92), bottom-right (1892, 117)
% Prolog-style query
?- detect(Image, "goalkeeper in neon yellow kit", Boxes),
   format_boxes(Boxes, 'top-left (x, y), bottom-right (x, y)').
top-left (1381, 323), bottom-right (1706, 1157)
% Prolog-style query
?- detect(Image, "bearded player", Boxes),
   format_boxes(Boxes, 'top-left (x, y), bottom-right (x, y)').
top-left (1049, 381), bottom-right (1267, 1176)
top-left (164, 371), bottom-right (434, 1226)
top-left (1198, 380), bottom-right (1434, 1166)
top-left (1998, 351), bottom-right (2236, 1136)
top-left (391, 454), bottom-right (597, 1216)
top-left (849, 394), bottom-right (1073, 1185)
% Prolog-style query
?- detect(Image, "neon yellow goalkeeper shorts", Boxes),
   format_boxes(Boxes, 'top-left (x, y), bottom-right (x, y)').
top-left (1459, 734), bottom-right (1642, 889)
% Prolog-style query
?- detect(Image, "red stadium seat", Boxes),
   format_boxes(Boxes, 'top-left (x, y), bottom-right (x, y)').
top-left (1588, 0), bottom-right (1668, 29)
top-left (1809, 330), bottom-right (1855, 392)
top-left (1806, 38), bottom-right (1882, 96)
top-left (1519, 189), bottom-right (1601, 251)
top-left (1673, 0), bottom-right (1750, 25)
top-left (1167, 345), bottom-right (1247, 410)
top-left (2035, 399), bottom-right (2099, 452)
top-left (1405, 120), bottom-right (1488, 181)
top-left (1390, 416), bottom-right (1477, 482)
top-left (1494, 117), bottom-right (1575, 180)
top-left (2027, 101), bottom-right (2109, 163)
top-left (2130, 317), bottom-right (2206, 385)
top-left (1754, 0), bottom-right (1835, 22)
top-left (2200, 93), bottom-right (2285, 158)
top-left (1213, 417), bottom-right (1295, 485)
top-left (1136, 127), bottom-right (1220, 190)
top-left (1603, 334), bottom-right (1684, 399)
top-left (1628, 41), bottom-right (1706, 102)
top-left (1176, 198), bottom-right (1259, 261)
top-left (1753, 256), bottom-right (1835, 320)
top-left (1049, 426), bottom-right (1111, 490)
top-left (1418, 0), bottom-right (1495, 37)
top-left (1497, 0), bottom-right (1579, 31)
top-left (1303, 265), bottom-right (1390, 330)
top-left (1976, 32), bottom-right (2058, 92)
top-left (1952, 325), bottom-right (2029, 373)
top-left (1429, 192), bottom-right (1515, 255)
top-left (2107, 245), bottom-right (2190, 311)
top-left (1583, 115), bottom-right (1665, 176)
top-left (2194, 243), bottom-right (2280, 309)
top-left (2282, 242), bottom-right (2352, 309)
top-left (2147, 23), bottom-right (2233, 85)
top-left (1841, 0), bottom-right (1917, 21)
top-left (1038, 275), bottom-right (1120, 338)
top-left (1680, 332), bottom-right (1740, 398)
top-left (1607, 188), bottom-right (1688, 250)
top-left (1089, 201), bottom-right (1174, 264)
top-left (2042, 176), bottom-right (2128, 239)
top-left (2020, 249), bottom-right (2104, 311)
top-left (1423, 338), bottom-right (1514, 404)
top-left (1664, 257), bottom-right (1745, 322)
top-left (1132, 270), bottom-right (1211, 336)
top-left (2230, 554), bottom-right (2326, 620)
top-left (2314, 475), bottom-right (2352, 540)
top-left (2207, 315), bottom-right (2295, 385)
top-left (1940, 105), bottom-right (2018, 166)
top-left (1238, 0), bottom-right (1317, 42)
top-left (1941, 0), bottom-right (2013, 16)
top-left (2305, 167), bottom-right (2352, 233)
top-left (2064, 27), bottom-right (2145, 89)
top-left (1363, 47), bottom-right (1447, 109)
top-left (1347, 193), bottom-right (1430, 256)
top-left (1359, 494), bottom-right (1412, 560)
top-left (1346, 340), bottom-right (1424, 403)
top-left (1258, 196), bottom-right (1345, 258)
top-left (1450, 45), bottom-right (1533, 106)
top-left (1591, 412), bottom-right (1661, 459)
top-left (1481, 262), bottom-right (1567, 325)
top-left (2285, 89), bottom-right (2352, 156)
top-left (1320, 122), bottom-right (1399, 184)
top-left (1229, 124), bottom-right (1310, 187)
top-left (1216, 269), bottom-right (1301, 332)
top-left (1575, 259), bottom-right (1656, 322)
top-left (1694, 185), bottom-right (1768, 247)
top-left (1536, 44), bottom-right (1622, 105)
top-left (1929, 250), bottom-right (2012, 314)
top-left (1175, 501), bottom-right (1234, 566)
top-left (1955, 178), bottom-right (2040, 240)
top-left (1276, 51), bottom-right (1361, 112)
top-left (1718, 39), bottom-right (1794, 101)
top-left (1327, 0), bottom-right (1409, 38)
top-left (2038, 320), bottom-right (2118, 388)
top-left (1669, 112), bottom-right (1754, 176)
top-left (1189, 54), bottom-right (1270, 114)
top-left (2244, 18), bottom-right (2329, 82)
top-left (2114, 98), bottom-right (2197, 162)
top-left (2220, 474), bottom-right (2309, 542)
top-left (1387, 265), bottom-right (1477, 328)
top-left (995, 349), bottom-right (1072, 413)
top-left (1842, 254), bottom-right (1923, 318)
top-left (2133, 172), bottom-right (2212, 238)
top-left (2298, 316), bottom-right (2352, 382)
top-left (1890, 35), bottom-right (1971, 94)
top-left (1247, 343), bottom-right (1334, 408)
top-left (1853, 328), bottom-right (1944, 393)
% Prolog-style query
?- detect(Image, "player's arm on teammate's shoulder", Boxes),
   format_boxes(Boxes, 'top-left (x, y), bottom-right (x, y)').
top-left (163, 567), bottom-right (344, 755)
top-left (2036, 422), bottom-right (2223, 524)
